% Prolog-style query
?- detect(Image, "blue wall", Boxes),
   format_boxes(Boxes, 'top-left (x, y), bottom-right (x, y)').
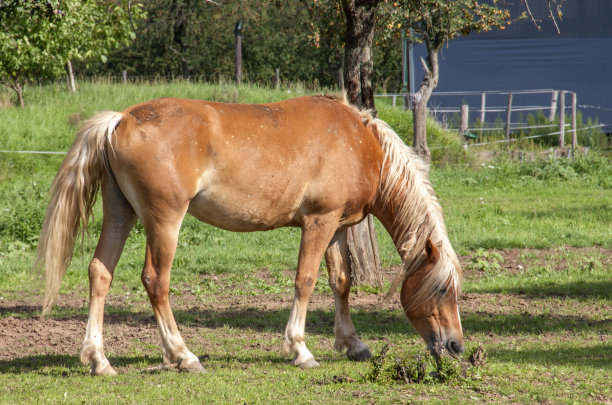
top-left (412, 36), bottom-right (612, 132)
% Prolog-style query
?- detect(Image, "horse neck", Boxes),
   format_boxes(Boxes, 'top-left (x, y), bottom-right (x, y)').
top-left (370, 164), bottom-right (445, 263)
top-left (371, 199), bottom-right (409, 259)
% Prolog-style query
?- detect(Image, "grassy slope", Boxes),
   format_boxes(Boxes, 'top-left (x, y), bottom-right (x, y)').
top-left (0, 82), bottom-right (610, 404)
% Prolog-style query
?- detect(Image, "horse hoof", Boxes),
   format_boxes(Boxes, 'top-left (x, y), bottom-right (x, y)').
top-left (178, 359), bottom-right (206, 374)
top-left (348, 347), bottom-right (372, 362)
top-left (91, 364), bottom-right (118, 376)
top-left (295, 358), bottom-right (320, 369)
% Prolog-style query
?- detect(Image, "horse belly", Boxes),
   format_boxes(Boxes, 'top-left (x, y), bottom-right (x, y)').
top-left (186, 185), bottom-right (300, 232)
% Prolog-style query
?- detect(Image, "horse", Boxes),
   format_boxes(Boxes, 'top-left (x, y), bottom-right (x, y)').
top-left (35, 95), bottom-right (463, 375)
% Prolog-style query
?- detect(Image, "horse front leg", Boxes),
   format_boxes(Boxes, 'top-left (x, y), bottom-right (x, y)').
top-left (81, 177), bottom-right (137, 376)
top-left (281, 213), bottom-right (340, 369)
top-left (141, 208), bottom-right (204, 373)
top-left (324, 229), bottom-right (372, 361)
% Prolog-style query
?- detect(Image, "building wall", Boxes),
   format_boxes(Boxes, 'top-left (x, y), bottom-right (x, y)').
top-left (411, 1), bottom-right (612, 131)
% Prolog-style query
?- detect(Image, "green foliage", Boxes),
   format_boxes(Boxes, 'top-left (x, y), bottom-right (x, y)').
top-left (0, 181), bottom-right (46, 246)
top-left (471, 110), bottom-right (608, 150)
top-left (469, 248), bottom-right (503, 273)
top-left (377, 102), bottom-right (467, 165)
top-left (81, 0), bottom-right (343, 87)
top-left (0, 0), bottom-right (144, 105)
top-left (382, 0), bottom-right (512, 49)
top-left (363, 344), bottom-right (483, 385)
top-left (492, 154), bottom-right (612, 186)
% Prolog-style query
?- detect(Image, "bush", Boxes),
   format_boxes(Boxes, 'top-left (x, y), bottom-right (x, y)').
top-left (363, 344), bottom-right (487, 385)
top-left (377, 104), bottom-right (467, 165)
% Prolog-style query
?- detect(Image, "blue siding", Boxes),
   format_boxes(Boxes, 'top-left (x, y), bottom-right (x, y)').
top-left (412, 36), bottom-right (612, 131)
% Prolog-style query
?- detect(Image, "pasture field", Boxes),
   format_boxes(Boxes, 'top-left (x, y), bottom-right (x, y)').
top-left (0, 82), bottom-right (610, 404)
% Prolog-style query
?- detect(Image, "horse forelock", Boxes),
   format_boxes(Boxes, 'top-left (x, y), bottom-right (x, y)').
top-left (370, 119), bottom-right (462, 307)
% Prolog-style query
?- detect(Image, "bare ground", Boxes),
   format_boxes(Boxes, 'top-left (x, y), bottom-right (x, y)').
top-left (1, 247), bottom-right (610, 370)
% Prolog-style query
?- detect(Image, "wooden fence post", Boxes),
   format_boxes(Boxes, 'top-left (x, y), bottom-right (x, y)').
top-left (480, 92), bottom-right (486, 124)
top-left (337, 67), bottom-right (344, 91)
top-left (571, 92), bottom-right (577, 150)
top-left (559, 91), bottom-right (565, 147)
top-left (549, 91), bottom-right (559, 121)
top-left (121, 70), bottom-right (128, 84)
top-left (505, 93), bottom-right (513, 146)
top-left (392, 94), bottom-right (396, 107)
top-left (460, 104), bottom-right (469, 140)
top-left (234, 20), bottom-right (243, 84)
top-left (274, 68), bottom-right (280, 89)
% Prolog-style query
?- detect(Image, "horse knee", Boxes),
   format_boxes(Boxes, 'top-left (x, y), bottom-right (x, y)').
top-left (332, 272), bottom-right (350, 296)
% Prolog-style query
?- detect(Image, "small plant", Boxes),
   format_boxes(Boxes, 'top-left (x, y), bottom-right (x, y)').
top-left (363, 343), bottom-right (487, 385)
top-left (364, 344), bottom-right (393, 384)
top-left (394, 353), bottom-right (428, 383)
top-left (431, 351), bottom-right (463, 383)
top-left (469, 248), bottom-right (504, 273)
top-left (467, 344), bottom-right (487, 367)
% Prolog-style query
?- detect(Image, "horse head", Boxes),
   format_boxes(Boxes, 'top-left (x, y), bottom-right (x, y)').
top-left (400, 239), bottom-right (464, 357)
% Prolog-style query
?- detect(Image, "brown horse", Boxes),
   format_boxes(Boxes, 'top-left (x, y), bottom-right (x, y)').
top-left (35, 95), bottom-right (463, 375)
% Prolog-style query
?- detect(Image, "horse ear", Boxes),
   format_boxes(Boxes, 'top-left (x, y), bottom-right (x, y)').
top-left (425, 239), bottom-right (440, 264)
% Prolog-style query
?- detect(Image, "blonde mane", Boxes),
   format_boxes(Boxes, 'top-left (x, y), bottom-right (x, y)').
top-left (333, 95), bottom-right (462, 307)
top-left (374, 119), bottom-right (462, 306)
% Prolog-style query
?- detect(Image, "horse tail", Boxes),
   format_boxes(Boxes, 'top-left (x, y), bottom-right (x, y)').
top-left (35, 111), bottom-right (123, 316)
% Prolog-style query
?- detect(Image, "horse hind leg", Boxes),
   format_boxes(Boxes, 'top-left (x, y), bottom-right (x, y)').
top-left (140, 203), bottom-right (204, 373)
top-left (324, 229), bottom-right (372, 361)
top-left (81, 176), bottom-right (137, 376)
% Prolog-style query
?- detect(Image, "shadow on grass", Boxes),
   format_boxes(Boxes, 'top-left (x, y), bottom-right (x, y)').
top-left (490, 342), bottom-right (612, 369)
top-left (462, 312), bottom-right (611, 336)
top-left (476, 280), bottom-right (612, 301)
top-left (0, 353), bottom-right (292, 375)
top-left (0, 354), bottom-right (154, 375)
top-left (3, 302), bottom-right (609, 338)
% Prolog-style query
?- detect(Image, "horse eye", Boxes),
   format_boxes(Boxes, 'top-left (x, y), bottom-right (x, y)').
top-left (438, 287), bottom-right (447, 296)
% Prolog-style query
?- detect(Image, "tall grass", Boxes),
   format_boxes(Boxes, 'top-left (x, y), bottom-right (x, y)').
top-left (1, 81), bottom-right (610, 275)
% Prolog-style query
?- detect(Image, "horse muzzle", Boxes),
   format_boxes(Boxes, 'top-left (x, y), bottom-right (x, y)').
top-left (428, 337), bottom-right (464, 358)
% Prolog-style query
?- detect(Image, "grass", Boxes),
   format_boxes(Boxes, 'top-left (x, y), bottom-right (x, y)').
top-left (0, 81), bottom-right (611, 404)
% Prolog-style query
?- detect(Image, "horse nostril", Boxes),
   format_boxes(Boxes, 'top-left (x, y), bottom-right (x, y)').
top-left (448, 340), bottom-right (464, 355)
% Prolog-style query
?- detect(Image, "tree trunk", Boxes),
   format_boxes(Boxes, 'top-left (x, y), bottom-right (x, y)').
top-left (347, 215), bottom-right (383, 287)
top-left (8, 82), bottom-right (25, 108)
top-left (341, 0), bottom-right (383, 288)
top-left (65, 60), bottom-right (76, 93)
top-left (412, 42), bottom-right (440, 164)
top-left (342, 0), bottom-right (379, 111)
top-left (412, 99), bottom-right (430, 163)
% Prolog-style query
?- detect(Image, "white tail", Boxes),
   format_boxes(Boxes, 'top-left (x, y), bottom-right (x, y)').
top-left (34, 111), bottom-right (122, 316)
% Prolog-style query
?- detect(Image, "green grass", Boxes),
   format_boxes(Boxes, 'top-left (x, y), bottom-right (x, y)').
top-left (1, 82), bottom-right (611, 404)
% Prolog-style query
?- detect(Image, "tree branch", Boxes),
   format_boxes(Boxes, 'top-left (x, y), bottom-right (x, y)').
top-left (522, 0), bottom-right (565, 34)
top-left (521, 0), bottom-right (541, 31)
top-left (128, 0), bottom-right (136, 34)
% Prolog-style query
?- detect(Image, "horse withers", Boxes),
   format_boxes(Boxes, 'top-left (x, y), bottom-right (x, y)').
top-left (35, 95), bottom-right (463, 375)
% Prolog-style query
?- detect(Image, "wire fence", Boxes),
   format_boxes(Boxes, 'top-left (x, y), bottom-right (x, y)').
top-left (2, 87), bottom-right (610, 156)
top-left (376, 89), bottom-right (610, 150)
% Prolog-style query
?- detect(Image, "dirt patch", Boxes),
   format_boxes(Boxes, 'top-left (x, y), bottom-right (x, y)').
top-left (0, 247), bottom-right (609, 369)
top-left (462, 246), bottom-right (612, 278)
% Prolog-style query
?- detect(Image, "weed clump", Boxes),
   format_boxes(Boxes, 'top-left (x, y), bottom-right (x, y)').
top-left (468, 248), bottom-right (504, 273)
top-left (363, 344), bottom-right (487, 385)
